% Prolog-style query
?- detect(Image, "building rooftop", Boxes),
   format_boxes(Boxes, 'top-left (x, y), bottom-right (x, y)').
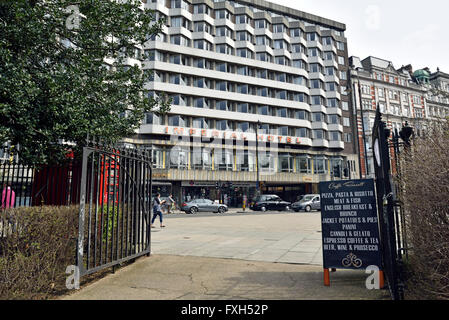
top-left (235, 0), bottom-right (346, 31)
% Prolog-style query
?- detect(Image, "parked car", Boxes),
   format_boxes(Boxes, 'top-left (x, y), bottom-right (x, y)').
top-left (181, 199), bottom-right (228, 214)
top-left (250, 195), bottom-right (291, 212)
top-left (291, 194), bottom-right (321, 212)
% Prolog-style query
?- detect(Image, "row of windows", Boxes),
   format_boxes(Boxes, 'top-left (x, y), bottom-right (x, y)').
top-left (150, 0), bottom-right (346, 44)
top-left (146, 50), bottom-right (347, 82)
top-left (150, 89), bottom-right (344, 110)
top-left (148, 71), bottom-right (344, 95)
top-left (150, 144), bottom-right (344, 174)
top-left (147, 33), bottom-right (347, 67)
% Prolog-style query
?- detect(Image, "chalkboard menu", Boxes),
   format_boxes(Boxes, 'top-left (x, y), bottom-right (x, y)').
top-left (319, 179), bottom-right (382, 270)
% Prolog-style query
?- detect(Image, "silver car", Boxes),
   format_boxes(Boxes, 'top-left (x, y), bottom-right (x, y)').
top-left (181, 199), bottom-right (228, 214)
top-left (291, 194), bottom-right (321, 212)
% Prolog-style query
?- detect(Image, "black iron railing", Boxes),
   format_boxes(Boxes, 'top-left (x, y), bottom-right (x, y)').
top-left (76, 140), bottom-right (153, 277)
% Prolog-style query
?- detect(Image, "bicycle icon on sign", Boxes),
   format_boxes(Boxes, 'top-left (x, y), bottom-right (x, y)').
top-left (342, 253), bottom-right (363, 268)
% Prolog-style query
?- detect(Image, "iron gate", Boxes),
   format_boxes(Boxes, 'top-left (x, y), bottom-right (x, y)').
top-left (76, 140), bottom-right (152, 277)
top-left (372, 108), bottom-right (406, 300)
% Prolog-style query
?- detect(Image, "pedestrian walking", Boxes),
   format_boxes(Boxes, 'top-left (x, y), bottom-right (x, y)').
top-left (166, 194), bottom-right (176, 214)
top-left (151, 193), bottom-right (166, 228)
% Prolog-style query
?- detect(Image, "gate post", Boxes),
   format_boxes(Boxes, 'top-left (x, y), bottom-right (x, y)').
top-left (76, 146), bottom-right (93, 278)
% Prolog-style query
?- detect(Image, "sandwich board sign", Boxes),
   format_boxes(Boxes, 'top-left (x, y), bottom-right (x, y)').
top-left (319, 179), bottom-right (383, 286)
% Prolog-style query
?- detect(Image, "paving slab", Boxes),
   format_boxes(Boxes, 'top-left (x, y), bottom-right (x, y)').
top-left (63, 255), bottom-right (390, 300)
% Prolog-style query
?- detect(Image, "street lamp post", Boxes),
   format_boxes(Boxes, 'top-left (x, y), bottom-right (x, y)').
top-left (255, 120), bottom-right (261, 196)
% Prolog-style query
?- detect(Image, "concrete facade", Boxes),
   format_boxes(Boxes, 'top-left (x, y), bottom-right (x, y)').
top-left (123, 0), bottom-right (359, 206)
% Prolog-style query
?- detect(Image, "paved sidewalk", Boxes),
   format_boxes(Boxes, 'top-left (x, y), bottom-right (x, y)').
top-left (63, 254), bottom-right (389, 300)
top-left (152, 211), bottom-right (324, 265)
top-left (63, 212), bottom-right (390, 300)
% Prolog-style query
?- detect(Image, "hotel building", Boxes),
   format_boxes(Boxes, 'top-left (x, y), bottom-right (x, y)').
top-left (349, 56), bottom-right (449, 178)
top-left (125, 0), bottom-right (359, 206)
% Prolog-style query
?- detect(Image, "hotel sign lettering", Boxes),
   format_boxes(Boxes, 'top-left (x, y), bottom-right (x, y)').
top-left (164, 127), bottom-right (302, 145)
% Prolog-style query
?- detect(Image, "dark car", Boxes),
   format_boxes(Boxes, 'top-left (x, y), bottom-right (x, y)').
top-left (181, 199), bottom-right (228, 214)
top-left (250, 195), bottom-right (291, 212)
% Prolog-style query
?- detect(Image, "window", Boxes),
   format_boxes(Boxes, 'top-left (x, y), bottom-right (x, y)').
top-left (328, 115), bottom-right (339, 125)
top-left (256, 52), bottom-right (272, 62)
top-left (216, 9), bottom-right (230, 20)
top-left (343, 117), bottom-right (350, 127)
top-left (273, 24), bottom-right (285, 33)
top-left (278, 126), bottom-right (289, 136)
top-left (296, 155), bottom-right (311, 173)
top-left (344, 133), bottom-right (352, 143)
top-left (256, 36), bottom-right (269, 46)
top-left (257, 87), bottom-right (268, 97)
top-left (194, 22), bottom-right (211, 33)
top-left (168, 115), bottom-right (186, 127)
top-left (171, 95), bottom-right (187, 106)
top-left (336, 41), bottom-right (345, 50)
top-left (325, 82), bottom-right (336, 92)
top-left (215, 149), bottom-right (233, 171)
top-left (342, 101), bottom-right (349, 111)
top-left (323, 52), bottom-right (334, 61)
top-left (258, 105), bottom-right (269, 115)
top-left (216, 26), bottom-right (232, 37)
top-left (193, 97), bottom-right (209, 109)
top-left (237, 48), bottom-right (252, 59)
top-left (171, 0), bottom-right (188, 10)
top-left (274, 40), bottom-right (288, 50)
top-left (216, 44), bottom-right (233, 55)
top-left (295, 110), bottom-right (308, 120)
top-left (275, 56), bottom-right (289, 66)
top-left (329, 131), bottom-right (341, 141)
top-left (170, 35), bottom-right (190, 46)
top-left (193, 4), bottom-right (210, 15)
top-left (144, 112), bottom-right (161, 125)
top-left (311, 79), bottom-right (322, 89)
top-left (322, 37), bottom-right (332, 45)
top-left (192, 117), bottom-right (209, 129)
top-left (215, 62), bottom-right (227, 72)
top-left (339, 71), bottom-right (347, 80)
top-left (327, 98), bottom-right (339, 108)
top-left (306, 33), bottom-right (318, 41)
top-left (277, 108), bottom-right (288, 118)
top-left (237, 103), bottom-right (249, 113)
top-left (314, 156), bottom-right (328, 174)
top-left (255, 19), bottom-right (267, 29)
top-left (213, 100), bottom-right (227, 111)
top-left (313, 130), bottom-right (325, 140)
top-left (236, 15), bottom-right (249, 24)
top-left (194, 40), bottom-right (212, 51)
top-left (192, 148), bottom-right (212, 170)
top-left (216, 81), bottom-right (227, 91)
top-left (236, 150), bottom-right (256, 172)
top-left (290, 28), bottom-right (301, 38)
top-left (338, 56), bottom-right (345, 65)
top-left (276, 90), bottom-right (287, 100)
top-left (296, 128), bottom-right (309, 138)
top-left (311, 96), bottom-right (323, 105)
top-left (237, 31), bottom-right (251, 42)
top-left (216, 120), bottom-right (228, 131)
top-left (293, 60), bottom-right (306, 69)
top-left (309, 63), bottom-right (322, 73)
top-left (169, 147), bottom-right (189, 170)
top-left (237, 84), bottom-right (248, 94)
top-left (279, 154), bottom-right (293, 173)
top-left (308, 48), bottom-right (320, 57)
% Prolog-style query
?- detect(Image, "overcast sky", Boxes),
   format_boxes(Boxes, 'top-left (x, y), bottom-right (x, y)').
top-left (273, 0), bottom-right (449, 73)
